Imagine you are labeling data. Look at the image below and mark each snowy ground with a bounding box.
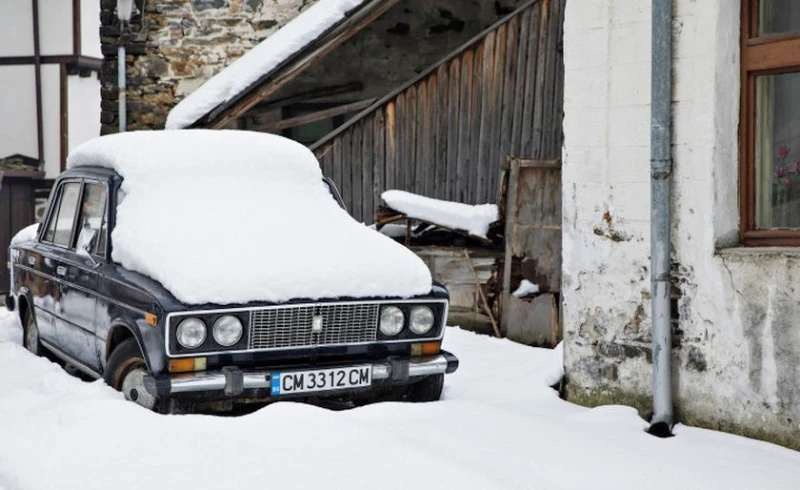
[1,309,798,490]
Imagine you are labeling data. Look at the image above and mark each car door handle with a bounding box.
[56,266,67,277]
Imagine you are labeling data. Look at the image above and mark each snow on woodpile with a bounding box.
[381,190,499,238]
[67,130,432,304]
[165,0,368,130]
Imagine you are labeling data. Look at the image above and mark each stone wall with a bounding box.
[99,0,524,134]
[99,0,319,134]
[562,0,800,449]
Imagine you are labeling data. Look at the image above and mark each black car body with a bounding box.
[7,165,458,412]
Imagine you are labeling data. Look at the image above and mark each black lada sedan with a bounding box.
[6,130,458,413]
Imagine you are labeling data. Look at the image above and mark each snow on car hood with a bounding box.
[67,130,432,305]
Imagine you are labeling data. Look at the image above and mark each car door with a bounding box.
[37,181,83,348]
[57,181,109,370]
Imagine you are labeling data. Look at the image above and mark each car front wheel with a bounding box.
[105,338,159,411]
[23,310,42,356]
[406,374,444,402]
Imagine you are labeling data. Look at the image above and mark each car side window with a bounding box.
[43,182,81,247]
[75,183,108,256]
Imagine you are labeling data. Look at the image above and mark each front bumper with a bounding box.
[143,351,459,399]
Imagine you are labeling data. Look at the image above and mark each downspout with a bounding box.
[118,42,126,133]
[117,0,134,132]
[32,0,44,169]
[649,0,674,436]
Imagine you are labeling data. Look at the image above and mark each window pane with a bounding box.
[49,182,81,246]
[76,183,107,255]
[755,72,800,229]
[43,188,63,243]
[759,0,800,36]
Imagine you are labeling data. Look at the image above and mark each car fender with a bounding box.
[105,318,161,374]
[14,287,34,323]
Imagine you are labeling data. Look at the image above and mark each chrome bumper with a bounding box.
[144,353,458,397]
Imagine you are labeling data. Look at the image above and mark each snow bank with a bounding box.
[381,190,498,238]
[67,130,432,304]
[165,0,367,129]
[2,310,800,490]
[10,223,38,245]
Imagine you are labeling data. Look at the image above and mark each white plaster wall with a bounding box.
[0,2,34,56]
[0,67,38,160]
[68,75,102,152]
[562,0,800,447]
[81,0,102,58]
[38,0,74,56]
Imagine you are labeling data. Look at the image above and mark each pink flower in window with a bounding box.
[777,165,787,178]
[778,144,790,159]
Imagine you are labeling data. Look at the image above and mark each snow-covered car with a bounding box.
[6,130,458,412]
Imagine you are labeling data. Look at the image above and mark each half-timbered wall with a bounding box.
[312,0,565,223]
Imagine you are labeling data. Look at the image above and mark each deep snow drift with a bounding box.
[1,309,798,490]
[67,131,432,304]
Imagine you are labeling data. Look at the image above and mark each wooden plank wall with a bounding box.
[312,0,565,223]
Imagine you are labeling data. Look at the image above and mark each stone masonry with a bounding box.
[99,0,318,134]
[99,0,525,135]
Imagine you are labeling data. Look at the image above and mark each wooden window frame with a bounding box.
[740,0,800,246]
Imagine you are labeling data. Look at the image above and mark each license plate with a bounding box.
[271,366,372,396]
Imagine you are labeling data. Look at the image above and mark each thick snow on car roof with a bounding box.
[67,130,432,305]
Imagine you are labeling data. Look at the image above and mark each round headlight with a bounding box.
[213,315,243,346]
[177,317,206,349]
[409,306,435,335]
[379,306,405,336]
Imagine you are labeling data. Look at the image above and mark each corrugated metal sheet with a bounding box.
[312,0,565,223]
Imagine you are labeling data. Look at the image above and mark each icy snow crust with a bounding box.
[67,130,432,305]
[165,0,367,130]
[382,190,498,238]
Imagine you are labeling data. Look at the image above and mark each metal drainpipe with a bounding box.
[118,41,126,133]
[649,0,674,436]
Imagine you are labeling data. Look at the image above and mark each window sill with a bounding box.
[717,246,800,257]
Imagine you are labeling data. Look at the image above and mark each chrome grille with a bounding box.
[248,303,379,350]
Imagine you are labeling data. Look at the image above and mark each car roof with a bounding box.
[59,166,120,184]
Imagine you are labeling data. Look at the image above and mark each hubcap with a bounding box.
[120,365,158,410]
[25,319,38,354]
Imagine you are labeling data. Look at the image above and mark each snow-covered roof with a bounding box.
[381,190,499,239]
[66,130,432,305]
[165,0,369,130]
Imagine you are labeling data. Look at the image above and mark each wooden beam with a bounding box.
[60,63,69,173]
[0,55,102,72]
[259,99,375,133]
[252,82,364,112]
[32,0,44,171]
[72,0,81,55]
[207,0,401,129]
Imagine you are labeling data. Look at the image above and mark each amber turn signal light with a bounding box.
[145,313,158,326]
[169,357,207,373]
[411,341,441,356]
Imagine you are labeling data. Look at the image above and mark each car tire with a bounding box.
[406,374,444,403]
[22,309,42,356]
[104,338,160,411]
